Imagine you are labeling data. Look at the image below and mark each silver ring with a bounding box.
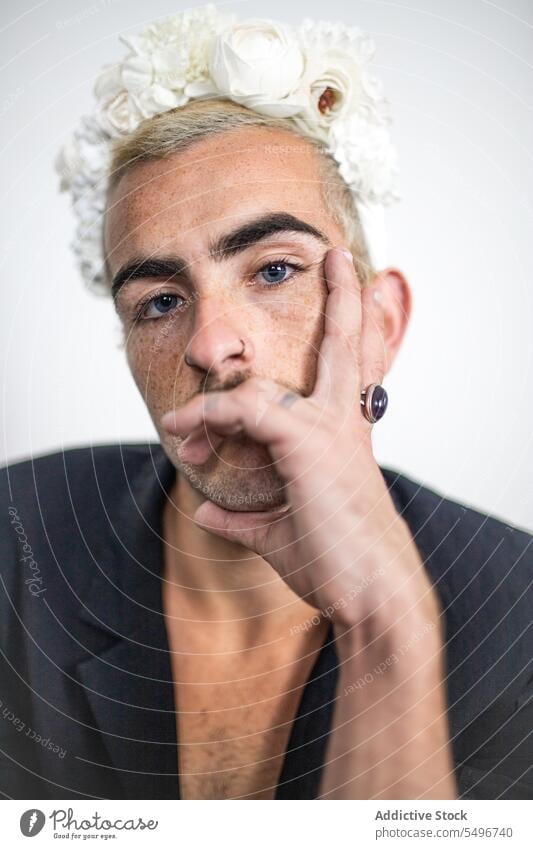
[360,383,388,424]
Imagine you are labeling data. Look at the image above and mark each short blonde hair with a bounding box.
[105,97,374,288]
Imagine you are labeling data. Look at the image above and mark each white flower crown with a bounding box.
[55,4,399,291]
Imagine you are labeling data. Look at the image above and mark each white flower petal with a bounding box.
[94,64,122,101]
[209,19,305,102]
[184,78,218,98]
[121,54,154,92]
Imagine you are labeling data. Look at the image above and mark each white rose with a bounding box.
[291,56,363,141]
[94,53,185,134]
[191,18,307,117]
[293,19,378,135]
[104,91,142,135]
[328,114,399,204]
[94,64,140,135]
[309,52,362,123]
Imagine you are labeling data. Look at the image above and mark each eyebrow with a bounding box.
[111,211,331,298]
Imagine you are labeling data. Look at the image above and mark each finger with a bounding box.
[312,247,362,411]
[192,498,291,553]
[176,427,226,464]
[160,378,313,473]
[360,279,387,390]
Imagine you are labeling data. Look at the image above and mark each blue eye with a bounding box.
[140,293,184,320]
[254,258,304,287]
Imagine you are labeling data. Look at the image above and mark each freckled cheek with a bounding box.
[261,290,326,394]
[122,286,326,413]
[124,322,192,419]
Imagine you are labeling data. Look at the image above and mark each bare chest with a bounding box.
[175,682,296,799]
[167,646,323,800]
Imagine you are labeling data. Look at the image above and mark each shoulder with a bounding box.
[382,466,533,798]
[381,465,532,668]
[381,463,531,545]
[1,440,163,541]
[0,442,162,521]
[0,442,161,602]
[1,441,159,499]
[380,464,532,603]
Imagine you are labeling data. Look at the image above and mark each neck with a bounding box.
[161,471,324,650]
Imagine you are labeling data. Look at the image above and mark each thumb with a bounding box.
[192,499,290,554]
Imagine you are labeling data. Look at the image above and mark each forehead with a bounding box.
[104,126,334,270]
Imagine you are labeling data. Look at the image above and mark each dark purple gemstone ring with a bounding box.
[360,383,388,424]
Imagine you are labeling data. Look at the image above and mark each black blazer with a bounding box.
[1,443,532,799]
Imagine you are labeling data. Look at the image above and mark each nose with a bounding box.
[183,296,253,376]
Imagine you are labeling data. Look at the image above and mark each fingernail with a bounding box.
[161,411,177,431]
[373,288,383,303]
[338,247,353,262]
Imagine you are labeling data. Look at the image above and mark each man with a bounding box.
[1,9,531,800]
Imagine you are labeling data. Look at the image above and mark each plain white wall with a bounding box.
[1,0,532,532]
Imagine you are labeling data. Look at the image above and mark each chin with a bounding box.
[179,434,288,512]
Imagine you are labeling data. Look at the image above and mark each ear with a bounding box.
[371,267,412,374]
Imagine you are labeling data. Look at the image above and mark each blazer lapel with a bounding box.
[73,446,180,798]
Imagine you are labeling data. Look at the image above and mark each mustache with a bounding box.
[198,368,253,395]
[195,369,307,398]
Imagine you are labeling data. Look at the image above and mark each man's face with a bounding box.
[105,126,349,511]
